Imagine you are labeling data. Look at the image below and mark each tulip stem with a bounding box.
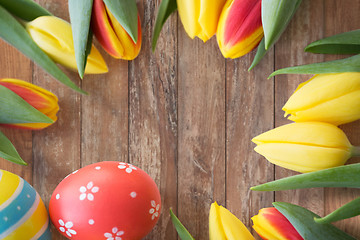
[351,146,360,157]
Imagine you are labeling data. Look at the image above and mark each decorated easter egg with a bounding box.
[49,161,161,240]
[0,170,51,240]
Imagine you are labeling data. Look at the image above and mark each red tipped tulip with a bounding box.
[0,79,59,130]
[217,0,263,58]
[91,0,141,60]
[252,207,303,240]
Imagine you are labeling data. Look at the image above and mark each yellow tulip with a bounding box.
[26,16,108,74]
[283,72,360,126]
[177,0,227,42]
[209,202,255,240]
[252,122,357,173]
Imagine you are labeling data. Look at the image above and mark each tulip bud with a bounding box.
[209,202,255,240]
[91,0,141,60]
[177,0,227,42]
[252,207,303,240]
[26,16,108,74]
[283,72,360,126]
[252,122,354,173]
[0,78,59,130]
[217,0,263,58]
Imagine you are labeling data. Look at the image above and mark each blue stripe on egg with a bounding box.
[37,222,52,240]
[0,178,36,234]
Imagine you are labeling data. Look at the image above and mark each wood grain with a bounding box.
[0,0,359,239]
[129,1,178,239]
[226,48,275,239]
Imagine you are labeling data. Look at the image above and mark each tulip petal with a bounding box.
[209,202,227,240]
[0,6,85,94]
[217,0,263,58]
[68,0,94,78]
[251,163,360,191]
[252,207,303,240]
[0,0,51,21]
[269,54,360,78]
[283,73,360,125]
[305,30,360,54]
[177,0,226,42]
[0,130,26,165]
[26,16,108,74]
[252,122,351,149]
[273,202,356,240]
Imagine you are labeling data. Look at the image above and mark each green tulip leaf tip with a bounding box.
[0,130,26,165]
[248,37,266,71]
[152,0,177,52]
[68,0,94,79]
[170,209,195,240]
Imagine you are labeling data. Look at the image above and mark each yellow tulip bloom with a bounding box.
[177,0,227,42]
[209,202,255,240]
[252,122,354,173]
[283,72,360,126]
[26,16,108,74]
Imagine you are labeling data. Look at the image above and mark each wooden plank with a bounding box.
[274,0,325,215]
[177,30,226,238]
[226,49,275,239]
[323,0,360,237]
[32,1,80,239]
[0,41,33,184]
[128,1,178,239]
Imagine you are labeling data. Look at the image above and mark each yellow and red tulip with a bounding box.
[26,16,108,74]
[91,0,141,60]
[0,78,59,130]
[217,0,263,58]
[252,207,303,240]
[209,202,255,240]
[177,0,227,42]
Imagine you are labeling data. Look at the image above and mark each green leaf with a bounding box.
[262,0,302,50]
[315,197,360,224]
[170,209,195,240]
[248,37,266,70]
[0,130,26,165]
[305,30,360,54]
[68,0,94,79]
[273,202,356,240]
[251,163,360,191]
[0,0,51,21]
[152,0,177,52]
[0,85,53,124]
[269,54,360,78]
[103,0,138,43]
[0,6,86,94]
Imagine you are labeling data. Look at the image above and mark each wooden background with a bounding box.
[1,0,360,239]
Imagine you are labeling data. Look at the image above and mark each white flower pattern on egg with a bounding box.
[58,219,77,237]
[118,163,137,173]
[79,181,99,201]
[149,200,160,220]
[104,227,124,240]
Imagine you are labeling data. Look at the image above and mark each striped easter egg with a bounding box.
[0,170,51,240]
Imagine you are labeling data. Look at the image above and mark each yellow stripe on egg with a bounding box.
[2,194,48,240]
[0,170,21,206]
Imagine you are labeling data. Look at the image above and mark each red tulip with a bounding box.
[91,0,141,60]
[217,0,263,58]
[0,78,59,130]
[252,207,303,240]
